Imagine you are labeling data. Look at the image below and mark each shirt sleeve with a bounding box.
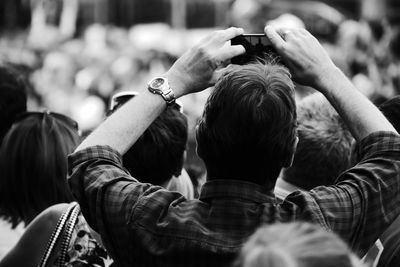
[67,145,185,259]
[285,131,400,256]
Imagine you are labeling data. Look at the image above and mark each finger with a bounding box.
[215,44,245,62]
[214,27,244,44]
[298,28,309,36]
[283,30,296,41]
[210,64,240,84]
[265,25,286,51]
[215,58,232,69]
[274,27,300,42]
[223,64,241,72]
[274,27,291,37]
[211,68,227,84]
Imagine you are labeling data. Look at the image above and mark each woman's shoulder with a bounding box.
[15,203,70,247]
[33,203,70,228]
[0,203,70,267]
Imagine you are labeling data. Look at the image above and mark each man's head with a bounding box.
[108,93,188,185]
[281,93,353,190]
[0,64,28,144]
[196,62,297,188]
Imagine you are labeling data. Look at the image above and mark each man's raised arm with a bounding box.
[265,26,400,255]
[75,27,245,155]
[264,26,397,141]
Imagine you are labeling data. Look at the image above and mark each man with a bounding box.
[275,93,354,200]
[68,26,400,266]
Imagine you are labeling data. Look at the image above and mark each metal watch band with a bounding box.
[148,77,176,106]
[162,88,176,106]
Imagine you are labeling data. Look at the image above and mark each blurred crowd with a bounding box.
[1,0,400,266]
[1,12,400,178]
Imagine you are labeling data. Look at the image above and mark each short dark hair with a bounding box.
[282,94,353,190]
[122,108,188,185]
[0,113,80,227]
[0,64,27,144]
[379,96,400,133]
[196,62,297,187]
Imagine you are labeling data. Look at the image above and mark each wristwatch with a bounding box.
[147,77,176,106]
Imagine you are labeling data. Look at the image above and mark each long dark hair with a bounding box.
[0,112,80,227]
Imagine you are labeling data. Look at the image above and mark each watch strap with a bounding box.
[148,77,176,106]
[161,88,176,105]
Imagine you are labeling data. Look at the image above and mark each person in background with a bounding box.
[0,112,114,266]
[234,222,366,267]
[108,91,194,199]
[0,64,28,258]
[275,93,353,200]
[0,64,27,145]
[0,112,79,259]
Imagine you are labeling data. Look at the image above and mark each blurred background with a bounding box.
[1,0,400,180]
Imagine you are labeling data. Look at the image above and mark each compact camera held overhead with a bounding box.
[231,34,278,65]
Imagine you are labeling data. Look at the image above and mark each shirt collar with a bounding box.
[199,179,277,203]
[274,177,305,201]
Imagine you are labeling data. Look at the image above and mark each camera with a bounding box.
[231,34,277,65]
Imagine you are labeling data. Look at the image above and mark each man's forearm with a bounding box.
[315,67,397,141]
[264,26,397,142]
[74,27,245,154]
[75,89,167,155]
[75,71,187,155]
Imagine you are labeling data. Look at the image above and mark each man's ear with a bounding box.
[282,136,298,168]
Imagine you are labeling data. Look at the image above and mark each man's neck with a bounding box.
[206,168,279,190]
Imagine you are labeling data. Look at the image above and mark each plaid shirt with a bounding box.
[68,131,400,267]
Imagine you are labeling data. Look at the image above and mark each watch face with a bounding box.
[150,78,165,90]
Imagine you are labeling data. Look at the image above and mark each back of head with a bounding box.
[196,62,297,187]
[0,112,80,227]
[234,222,364,267]
[0,64,28,144]
[379,96,400,133]
[123,107,188,185]
[282,93,353,190]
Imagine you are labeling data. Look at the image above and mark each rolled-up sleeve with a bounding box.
[68,146,126,226]
[68,146,180,258]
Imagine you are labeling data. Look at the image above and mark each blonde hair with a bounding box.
[234,222,366,267]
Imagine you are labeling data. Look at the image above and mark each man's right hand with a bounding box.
[265,25,397,141]
[264,26,338,90]
[165,27,245,98]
